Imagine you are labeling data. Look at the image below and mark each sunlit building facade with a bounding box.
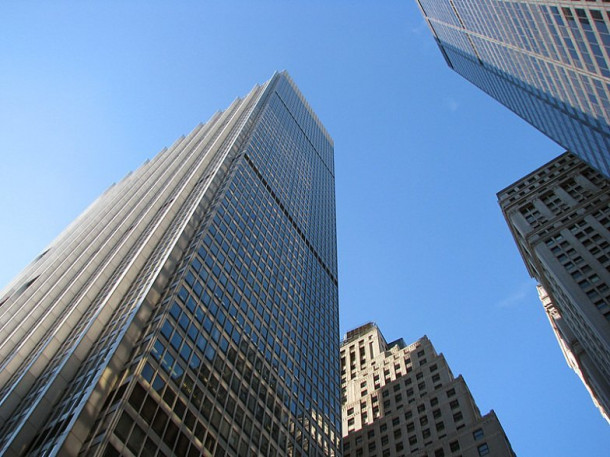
[415,0,610,177]
[498,152,610,423]
[0,72,342,456]
[341,323,515,457]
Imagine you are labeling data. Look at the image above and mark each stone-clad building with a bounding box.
[341,323,515,457]
[498,152,610,423]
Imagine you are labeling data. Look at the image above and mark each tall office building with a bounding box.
[498,151,610,423]
[341,323,515,457]
[415,1,610,177]
[0,71,341,456]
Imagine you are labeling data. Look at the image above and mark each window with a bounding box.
[433,409,441,419]
[473,428,484,440]
[392,417,400,426]
[449,440,460,452]
[446,388,456,397]
[477,443,490,456]
[452,412,463,422]
[436,421,445,432]
[430,397,438,406]
[115,412,134,442]
[347,407,354,415]
[450,400,459,409]
[422,428,431,439]
[435,448,445,457]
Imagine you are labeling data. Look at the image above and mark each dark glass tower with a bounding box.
[415,1,610,177]
[0,72,341,456]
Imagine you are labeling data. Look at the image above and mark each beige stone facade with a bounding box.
[498,152,610,423]
[341,323,515,457]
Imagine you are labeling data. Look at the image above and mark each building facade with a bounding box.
[498,152,610,423]
[341,323,515,457]
[0,72,342,456]
[415,0,610,178]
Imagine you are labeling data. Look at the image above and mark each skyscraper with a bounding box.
[0,71,341,456]
[498,152,610,423]
[415,1,610,177]
[341,323,515,457]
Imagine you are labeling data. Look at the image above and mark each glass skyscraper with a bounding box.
[415,1,610,177]
[0,72,341,456]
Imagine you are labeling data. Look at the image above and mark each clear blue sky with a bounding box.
[0,1,608,455]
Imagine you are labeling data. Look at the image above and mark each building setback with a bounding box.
[341,323,515,457]
[498,152,610,423]
[0,71,342,456]
[415,0,610,178]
